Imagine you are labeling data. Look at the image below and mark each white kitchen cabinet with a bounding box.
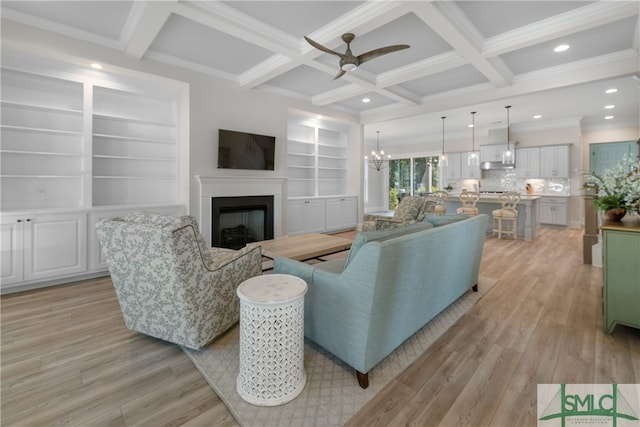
[539,197,568,226]
[442,153,461,179]
[1,213,87,290]
[540,145,570,178]
[460,151,481,179]
[288,199,326,235]
[325,196,357,232]
[515,147,540,179]
[480,144,509,162]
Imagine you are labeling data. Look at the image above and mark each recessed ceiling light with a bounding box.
[533,115,542,119]
[604,105,615,109]
[605,88,618,94]
[362,98,370,103]
[554,44,570,53]
[90,63,103,70]
[468,124,474,128]
[604,116,614,120]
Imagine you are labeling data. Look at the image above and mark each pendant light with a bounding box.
[365,130,390,171]
[468,111,478,166]
[440,116,448,167]
[502,105,513,164]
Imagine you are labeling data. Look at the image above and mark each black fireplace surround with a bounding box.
[211,195,274,249]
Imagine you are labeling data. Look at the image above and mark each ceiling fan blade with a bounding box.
[357,44,410,65]
[304,36,343,58]
[333,69,346,80]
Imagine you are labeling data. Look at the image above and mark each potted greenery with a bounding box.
[584,154,640,221]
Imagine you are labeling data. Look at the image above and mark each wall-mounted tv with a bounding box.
[217,129,275,171]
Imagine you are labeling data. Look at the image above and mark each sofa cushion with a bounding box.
[344,221,433,267]
[425,213,469,227]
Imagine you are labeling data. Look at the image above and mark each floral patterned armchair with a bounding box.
[362,196,436,231]
[95,212,262,350]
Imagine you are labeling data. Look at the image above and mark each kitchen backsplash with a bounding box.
[445,169,571,196]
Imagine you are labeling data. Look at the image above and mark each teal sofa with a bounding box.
[274,214,488,388]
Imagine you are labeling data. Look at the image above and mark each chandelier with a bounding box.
[366,130,390,171]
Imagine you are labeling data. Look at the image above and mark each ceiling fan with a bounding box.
[304,33,410,80]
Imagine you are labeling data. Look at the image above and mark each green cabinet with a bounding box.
[602,221,640,334]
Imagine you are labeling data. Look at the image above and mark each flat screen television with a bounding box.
[217,129,275,171]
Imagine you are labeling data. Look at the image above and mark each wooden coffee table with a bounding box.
[259,233,352,262]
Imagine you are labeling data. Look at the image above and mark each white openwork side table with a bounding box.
[236,274,308,406]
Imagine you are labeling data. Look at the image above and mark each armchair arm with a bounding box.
[363,213,394,221]
[207,242,261,270]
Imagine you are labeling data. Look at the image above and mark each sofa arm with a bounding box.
[273,257,319,283]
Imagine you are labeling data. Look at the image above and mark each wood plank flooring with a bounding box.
[2,227,639,426]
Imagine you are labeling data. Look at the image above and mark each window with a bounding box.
[389,156,440,209]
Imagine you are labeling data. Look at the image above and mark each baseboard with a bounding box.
[1,271,110,295]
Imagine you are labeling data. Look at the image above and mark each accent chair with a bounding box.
[95,212,262,350]
[362,195,436,231]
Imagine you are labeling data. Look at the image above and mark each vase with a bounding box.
[605,208,626,222]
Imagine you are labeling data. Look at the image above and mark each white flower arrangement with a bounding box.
[585,154,640,213]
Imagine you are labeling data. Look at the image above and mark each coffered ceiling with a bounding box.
[2,1,639,146]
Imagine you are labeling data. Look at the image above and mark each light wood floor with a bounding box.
[2,227,639,426]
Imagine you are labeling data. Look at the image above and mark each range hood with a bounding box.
[481,161,515,170]
[481,127,516,170]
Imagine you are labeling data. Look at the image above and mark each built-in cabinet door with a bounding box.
[515,147,540,178]
[539,197,568,226]
[540,146,569,178]
[1,212,87,289]
[288,199,326,235]
[1,216,24,285]
[305,199,326,233]
[25,213,87,282]
[325,196,357,232]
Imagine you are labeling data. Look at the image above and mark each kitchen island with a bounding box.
[445,194,540,241]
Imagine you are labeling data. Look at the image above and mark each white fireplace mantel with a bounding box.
[197,175,286,246]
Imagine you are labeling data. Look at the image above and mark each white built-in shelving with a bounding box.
[0,51,187,293]
[287,117,348,198]
[92,86,178,206]
[1,69,85,210]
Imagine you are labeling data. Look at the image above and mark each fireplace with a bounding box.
[211,196,274,249]
[197,176,285,247]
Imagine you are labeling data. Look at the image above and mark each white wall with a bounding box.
[1,20,363,233]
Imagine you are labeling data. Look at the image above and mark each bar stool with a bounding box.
[428,191,448,215]
[456,191,479,216]
[492,192,520,239]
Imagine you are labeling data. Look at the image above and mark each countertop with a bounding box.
[601,216,640,233]
[448,194,540,202]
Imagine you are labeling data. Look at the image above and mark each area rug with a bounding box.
[183,276,497,427]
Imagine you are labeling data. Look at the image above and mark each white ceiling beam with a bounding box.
[412,2,511,88]
[376,51,468,87]
[483,1,640,57]
[360,50,639,124]
[122,1,175,59]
